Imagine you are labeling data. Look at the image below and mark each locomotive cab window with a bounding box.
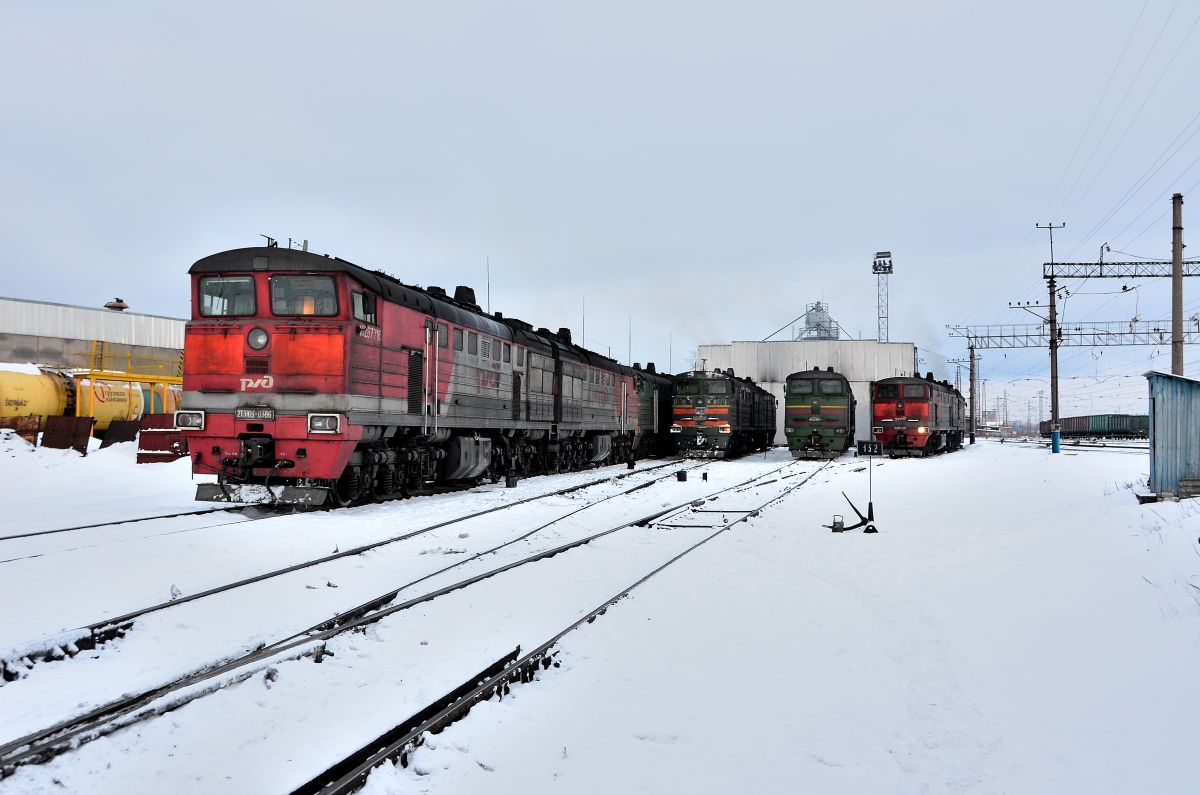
[453,329,463,351]
[819,379,844,395]
[789,380,814,395]
[876,385,898,399]
[351,292,377,325]
[270,275,338,316]
[503,343,511,363]
[705,380,730,395]
[467,332,478,355]
[903,385,928,399]
[198,276,256,317]
[437,323,448,348]
[675,380,700,395]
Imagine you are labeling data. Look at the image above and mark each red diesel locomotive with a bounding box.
[175,246,669,505]
[870,374,965,457]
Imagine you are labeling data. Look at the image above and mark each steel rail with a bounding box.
[296,459,835,794]
[1,459,689,678]
[0,457,812,777]
[0,508,239,542]
[0,460,707,771]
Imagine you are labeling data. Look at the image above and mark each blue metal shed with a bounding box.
[1144,371,1200,499]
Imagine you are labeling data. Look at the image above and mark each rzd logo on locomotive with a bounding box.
[240,375,275,391]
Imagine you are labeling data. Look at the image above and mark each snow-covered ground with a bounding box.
[1,430,1197,793]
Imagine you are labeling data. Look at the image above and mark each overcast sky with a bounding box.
[4,1,1198,418]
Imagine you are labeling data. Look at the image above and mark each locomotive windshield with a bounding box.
[818,379,844,395]
[788,380,814,395]
[876,384,897,399]
[903,384,928,399]
[675,380,700,395]
[705,380,730,395]
[198,276,256,317]
[270,275,338,316]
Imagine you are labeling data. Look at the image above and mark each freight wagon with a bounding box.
[1038,414,1148,439]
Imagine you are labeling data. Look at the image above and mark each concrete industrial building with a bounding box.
[697,339,921,445]
[0,296,184,372]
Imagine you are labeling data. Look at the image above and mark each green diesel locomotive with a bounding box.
[784,367,856,459]
[670,369,776,458]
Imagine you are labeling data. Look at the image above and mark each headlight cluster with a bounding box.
[669,424,682,433]
[308,414,340,433]
[247,327,269,350]
[717,424,732,434]
[174,411,206,430]
[917,426,928,434]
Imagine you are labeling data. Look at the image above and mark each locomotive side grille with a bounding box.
[407,353,424,414]
[245,356,269,375]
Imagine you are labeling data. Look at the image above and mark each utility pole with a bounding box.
[948,353,976,444]
[969,346,976,443]
[1172,193,1184,375]
[1038,390,1044,425]
[1037,222,1066,452]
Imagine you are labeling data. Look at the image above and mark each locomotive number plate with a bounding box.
[236,407,275,421]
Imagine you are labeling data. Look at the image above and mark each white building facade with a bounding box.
[697,340,919,445]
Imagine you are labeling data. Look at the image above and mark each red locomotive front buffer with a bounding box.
[176,247,653,506]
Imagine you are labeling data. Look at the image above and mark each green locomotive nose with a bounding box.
[784,368,856,460]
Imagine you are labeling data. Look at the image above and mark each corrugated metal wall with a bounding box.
[1146,371,1200,497]
[0,297,184,349]
[698,340,919,444]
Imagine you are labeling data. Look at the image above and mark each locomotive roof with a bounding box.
[786,367,849,381]
[675,369,773,397]
[875,374,963,398]
[191,247,635,375]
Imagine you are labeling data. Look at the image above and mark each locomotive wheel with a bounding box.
[330,466,361,508]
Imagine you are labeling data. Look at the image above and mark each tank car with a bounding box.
[669,369,775,458]
[0,367,149,432]
[784,366,855,459]
[175,246,668,506]
[870,373,965,457]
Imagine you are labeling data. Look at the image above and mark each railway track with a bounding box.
[0,457,684,550]
[0,508,239,543]
[0,457,716,772]
[296,457,834,794]
[0,459,690,680]
[0,455,822,784]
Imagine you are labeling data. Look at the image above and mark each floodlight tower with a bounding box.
[872,251,894,342]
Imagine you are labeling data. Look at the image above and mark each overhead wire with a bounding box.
[1052,0,1183,225]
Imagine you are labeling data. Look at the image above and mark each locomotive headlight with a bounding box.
[247,327,269,350]
[174,410,205,430]
[308,413,340,433]
[718,423,732,434]
[670,424,682,433]
[917,426,928,434]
